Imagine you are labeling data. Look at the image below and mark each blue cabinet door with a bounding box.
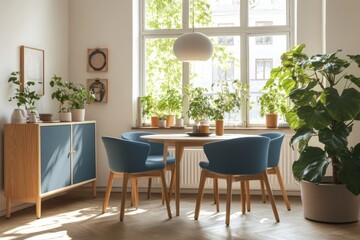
[72,123,96,184]
[41,125,71,194]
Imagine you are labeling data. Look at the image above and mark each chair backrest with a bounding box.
[203,136,270,175]
[259,132,285,167]
[121,131,165,156]
[102,136,150,173]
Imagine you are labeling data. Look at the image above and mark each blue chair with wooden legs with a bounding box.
[248,132,290,211]
[194,136,279,226]
[121,131,176,204]
[101,136,172,221]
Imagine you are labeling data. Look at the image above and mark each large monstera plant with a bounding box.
[272,44,360,195]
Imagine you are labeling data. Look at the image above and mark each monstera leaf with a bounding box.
[324,88,360,122]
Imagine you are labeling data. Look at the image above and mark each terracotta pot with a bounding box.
[166,115,175,127]
[301,177,360,223]
[215,120,224,136]
[151,116,159,127]
[266,114,278,128]
[72,109,85,122]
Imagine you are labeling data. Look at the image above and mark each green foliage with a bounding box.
[140,94,159,117]
[259,72,289,117]
[69,84,95,109]
[275,44,360,195]
[50,75,95,110]
[185,84,213,123]
[211,80,250,120]
[49,75,72,112]
[8,71,40,112]
[157,88,183,117]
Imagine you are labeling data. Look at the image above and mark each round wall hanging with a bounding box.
[87,48,108,72]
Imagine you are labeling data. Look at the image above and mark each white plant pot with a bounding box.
[59,112,72,122]
[158,120,166,128]
[71,109,85,122]
[301,177,360,223]
[11,108,27,124]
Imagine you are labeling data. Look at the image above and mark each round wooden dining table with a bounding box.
[141,133,252,216]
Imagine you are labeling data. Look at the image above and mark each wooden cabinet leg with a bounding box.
[36,197,41,219]
[6,197,11,219]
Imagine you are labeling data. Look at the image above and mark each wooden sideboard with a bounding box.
[4,121,96,218]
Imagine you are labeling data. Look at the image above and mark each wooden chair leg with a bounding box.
[225,176,233,226]
[120,173,129,221]
[260,180,266,203]
[262,172,280,222]
[147,178,152,199]
[160,170,172,219]
[102,171,114,213]
[214,178,220,212]
[240,181,246,214]
[274,167,291,211]
[245,180,250,212]
[194,170,207,220]
[168,167,175,201]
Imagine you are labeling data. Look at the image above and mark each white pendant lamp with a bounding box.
[173,32,214,62]
[173,0,214,62]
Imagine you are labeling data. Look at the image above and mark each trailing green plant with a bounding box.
[211,79,250,120]
[259,77,289,117]
[157,88,183,117]
[273,44,360,195]
[8,71,40,112]
[185,84,213,123]
[49,75,72,113]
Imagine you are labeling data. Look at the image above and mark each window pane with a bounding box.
[190,36,241,125]
[192,0,240,28]
[248,34,287,124]
[248,0,287,27]
[145,0,182,30]
[144,38,182,96]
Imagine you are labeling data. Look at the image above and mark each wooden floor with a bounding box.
[1,190,359,240]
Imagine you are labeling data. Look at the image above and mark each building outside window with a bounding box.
[140,0,293,126]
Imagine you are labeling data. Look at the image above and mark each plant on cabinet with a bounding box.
[8,71,41,123]
[49,75,73,121]
[68,83,95,122]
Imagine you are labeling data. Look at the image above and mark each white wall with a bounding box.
[0,0,69,215]
[68,0,134,187]
[325,0,360,147]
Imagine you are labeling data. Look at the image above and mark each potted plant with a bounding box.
[258,77,289,128]
[274,44,360,222]
[211,79,250,135]
[140,94,159,127]
[185,84,213,132]
[49,75,72,121]
[69,83,95,122]
[157,88,183,127]
[8,71,41,123]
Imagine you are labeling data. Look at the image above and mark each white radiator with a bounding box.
[152,135,300,195]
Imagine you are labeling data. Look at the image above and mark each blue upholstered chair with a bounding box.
[101,136,172,221]
[121,131,175,202]
[194,136,279,226]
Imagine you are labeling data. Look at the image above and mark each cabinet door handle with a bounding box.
[69,150,77,154]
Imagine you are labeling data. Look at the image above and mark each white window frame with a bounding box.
[138,0,295,127]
